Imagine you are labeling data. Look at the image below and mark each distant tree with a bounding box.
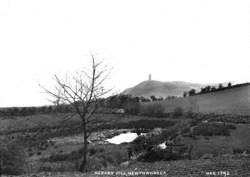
[228,82,232,87]
[183,92,187,97]
[150,95,157,101]
[211,86,216,92]
[200,86,212,94]
[139,96,145,102]
[135,96,140,102]
[105,94,139,109]
[205,86,211,92]
[218,84,223,90]
[200,88,205,93]
[188,89,196,96]
[158,97,163,101]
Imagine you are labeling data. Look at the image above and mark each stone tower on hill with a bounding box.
[149,74,152,81]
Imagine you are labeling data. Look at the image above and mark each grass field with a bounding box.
[143,84,250,115]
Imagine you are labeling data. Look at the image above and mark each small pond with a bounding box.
[48,129,148,145]
[106,132,139,144]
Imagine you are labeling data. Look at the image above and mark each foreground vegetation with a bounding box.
[0,110,249,176]
[1,156,249,177]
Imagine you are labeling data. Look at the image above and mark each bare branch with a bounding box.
[40,54,112,172]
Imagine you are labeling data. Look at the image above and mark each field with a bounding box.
[0,111,250,176]
[144,84,250,115]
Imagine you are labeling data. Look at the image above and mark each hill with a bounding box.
[146,84,250,115]
[123,80,204,98]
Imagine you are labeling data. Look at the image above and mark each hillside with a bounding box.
[146,84,250,115]
[123,80,204,98]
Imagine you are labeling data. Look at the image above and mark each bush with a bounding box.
[138,149,178,162]
[89,148,98,156]
[139,103,165,117]
[131,136,156,153]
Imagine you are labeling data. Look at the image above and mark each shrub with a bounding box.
[137,147,182,162]
[89,148,98,156]
[131,136,156,153]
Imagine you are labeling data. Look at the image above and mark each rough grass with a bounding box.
[181,124,250,159]
[40,144,129,171]
[139,103,165,117]
[190,113,250,124]
[111,156,250,177]
[101,119,176,129]
[0,112,249,175]
[144,84,250,115]
[192,123,236,136]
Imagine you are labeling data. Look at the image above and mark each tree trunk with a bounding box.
[79,123,88,172]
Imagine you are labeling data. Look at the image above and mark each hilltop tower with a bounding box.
[148,74,152,81]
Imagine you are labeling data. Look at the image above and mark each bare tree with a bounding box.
[41,54,111,172]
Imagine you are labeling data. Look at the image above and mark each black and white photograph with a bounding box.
[0,0,249,176]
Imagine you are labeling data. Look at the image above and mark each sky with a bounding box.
[0,0,250,107]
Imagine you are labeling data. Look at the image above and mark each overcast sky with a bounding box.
[0,0,249,107]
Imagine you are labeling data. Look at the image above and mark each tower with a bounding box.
[148,74,152,81]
